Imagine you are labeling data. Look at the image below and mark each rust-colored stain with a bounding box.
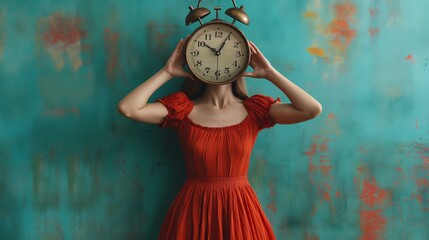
[104,28,120,82]
[369,27,379,37]
[40,12,86,71]
[0,9,5,58]
[305,235,320,240]
[369,8,378,17]
[359,209,387,240]
[405,54,415,63]
[359,177,388,240]
[325,2,357,52]
[43,107,80,117]
[146,21,179,52]
[323,113,341,136]
[305,133,334,215]
[267,180,277,213]
[361,177,388,207]
[415,178,429,186]
[307,46,326,58]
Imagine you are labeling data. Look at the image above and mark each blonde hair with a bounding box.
[181,77,249,100]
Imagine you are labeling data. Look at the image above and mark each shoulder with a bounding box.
[244,94,281,108]
[159,91,189,101]
[155,91,193,128]
[244,94,282,130]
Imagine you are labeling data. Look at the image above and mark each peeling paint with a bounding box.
[38,12,86,71]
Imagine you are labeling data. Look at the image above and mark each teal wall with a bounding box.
[1,0,429,239]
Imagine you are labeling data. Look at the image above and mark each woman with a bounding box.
[118,37,322,239]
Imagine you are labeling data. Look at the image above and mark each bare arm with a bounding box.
[117,38,193,123]
[244,41,322,124]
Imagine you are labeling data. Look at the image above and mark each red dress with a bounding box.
[156,91,281,240]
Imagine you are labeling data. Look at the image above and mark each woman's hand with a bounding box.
[243,41,275,79]
[163,37,194,80]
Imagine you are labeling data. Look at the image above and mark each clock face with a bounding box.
[186,21,250,85]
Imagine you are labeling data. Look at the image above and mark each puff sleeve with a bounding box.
[246,94,281,130]
[155,91,192,129]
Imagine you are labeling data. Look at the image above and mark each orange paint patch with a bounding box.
[405,54,415,63]
[416,178,429,186]
[359,209,387,240]
[44,107,80,117]
[0,10,5,58]
[369,27,379,37]
[305,236,320,240]
[323,113,341,136]
[360,177,388,207]
[307,46,326,57]
[39,12,86,71]
[326,19,356,50]
[369,8,378,17]
[104,29,120,82]
[303,11,318,19]
[267,181,277,213]
[359,177,388,240]
[335,3,357,19]
[323,190,331,201]
[325,3,357,52]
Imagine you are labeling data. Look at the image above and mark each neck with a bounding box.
[201,83,237,108]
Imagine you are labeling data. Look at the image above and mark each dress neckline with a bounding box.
[181,92,251,130]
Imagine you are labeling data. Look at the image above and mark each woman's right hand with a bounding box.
[163,37,195,80]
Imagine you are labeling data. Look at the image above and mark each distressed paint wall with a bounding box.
[1,0,428,239]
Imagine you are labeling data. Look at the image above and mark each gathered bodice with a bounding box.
[156,91,281,178]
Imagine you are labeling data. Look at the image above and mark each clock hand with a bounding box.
[204,44,217,53]
[216,54,219,79]
[216,32,232,55]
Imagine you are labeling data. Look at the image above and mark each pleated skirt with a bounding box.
[157,176,276,240]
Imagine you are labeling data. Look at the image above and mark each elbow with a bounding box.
[117,102,133,118]
[308,104,323,118]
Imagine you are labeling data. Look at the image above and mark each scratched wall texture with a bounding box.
[0,0,428,239]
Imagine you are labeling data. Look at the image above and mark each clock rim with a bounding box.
[185,20,250,86]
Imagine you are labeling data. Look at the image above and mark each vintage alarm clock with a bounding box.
[185,0,250,85]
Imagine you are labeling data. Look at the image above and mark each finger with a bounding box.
[248,41,258,53]
[172,39,183,54]
[250,41,262,55]
[177,39,186,52]
[248,42,257,55]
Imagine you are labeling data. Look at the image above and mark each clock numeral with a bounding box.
[215,70,221,77]
[205,67,210,74]
[205,34,212,40]
[235,51,242,57]
[215,31,223,38]
[233,60,238,67]
[197,41,205,47]
[227,33,231,40]
[233,42,239,48]
[191,50,200,56]
[224,68,230,74]
[195,60,202,66]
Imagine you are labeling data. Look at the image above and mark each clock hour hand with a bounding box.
[204,44,217,53]
[216,32,232,55]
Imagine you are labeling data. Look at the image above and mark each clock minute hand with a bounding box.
[216,32,232,55]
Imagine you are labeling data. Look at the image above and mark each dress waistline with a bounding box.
[185,175,249,186]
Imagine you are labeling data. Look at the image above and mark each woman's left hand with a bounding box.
[243,41,275,79]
